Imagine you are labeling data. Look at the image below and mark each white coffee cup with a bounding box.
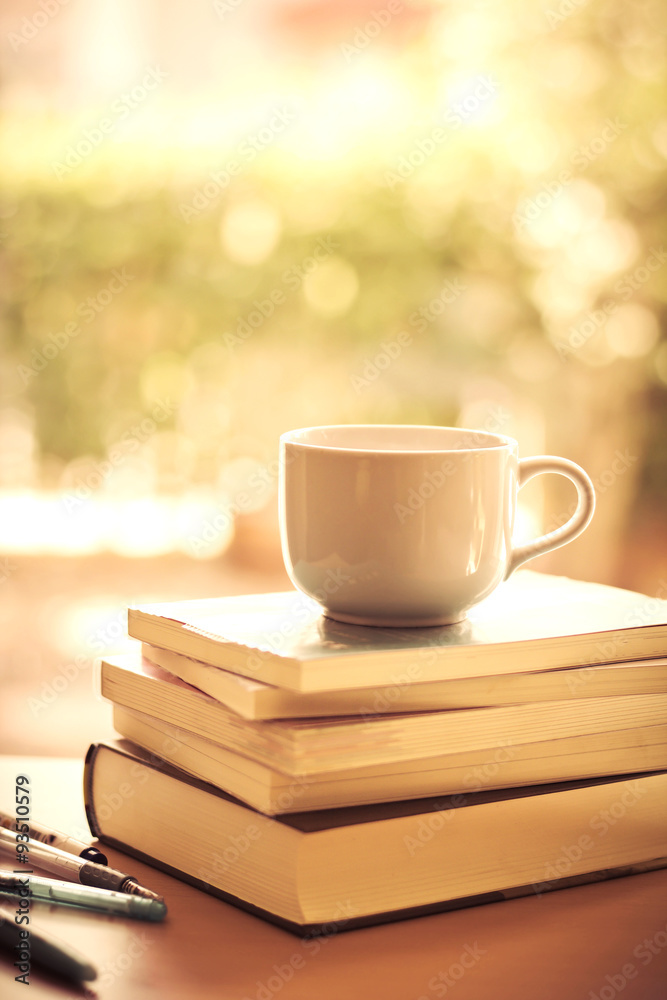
[279,424,596,627]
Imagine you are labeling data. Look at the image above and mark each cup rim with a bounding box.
[280,424,516,454]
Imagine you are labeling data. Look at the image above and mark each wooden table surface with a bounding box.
[1,756,666,1000]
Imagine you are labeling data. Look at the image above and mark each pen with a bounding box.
[0,901,97,983]
[0,870,167,922]
[0,828,163,902]
[0,809,107,865]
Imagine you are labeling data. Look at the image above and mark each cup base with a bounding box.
[322,608,468,628]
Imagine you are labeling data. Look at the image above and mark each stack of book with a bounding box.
[85,571,667,934]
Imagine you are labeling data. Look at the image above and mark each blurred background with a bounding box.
[1,0,666,756]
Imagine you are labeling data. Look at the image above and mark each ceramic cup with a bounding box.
[279,424,596,627]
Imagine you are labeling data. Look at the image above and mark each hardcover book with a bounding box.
[84,741,667,936]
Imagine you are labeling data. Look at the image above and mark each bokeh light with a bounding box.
[0,0,664,592]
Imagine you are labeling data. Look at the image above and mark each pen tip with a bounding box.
[124,880,164,903]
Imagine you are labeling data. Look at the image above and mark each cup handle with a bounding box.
[505,456,596,579]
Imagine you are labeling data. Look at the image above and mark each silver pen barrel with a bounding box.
[0,872,166,921]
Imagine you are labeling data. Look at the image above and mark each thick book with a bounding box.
[113,704,667,814]
[126,572,667,693]
[99,652,667,775]
[142,641,667,720]
[84,741,667,935]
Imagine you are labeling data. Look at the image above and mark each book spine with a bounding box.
[83,743,102,840]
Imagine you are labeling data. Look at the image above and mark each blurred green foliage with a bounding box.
[0,0,666,558]
[2,160,665,489]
